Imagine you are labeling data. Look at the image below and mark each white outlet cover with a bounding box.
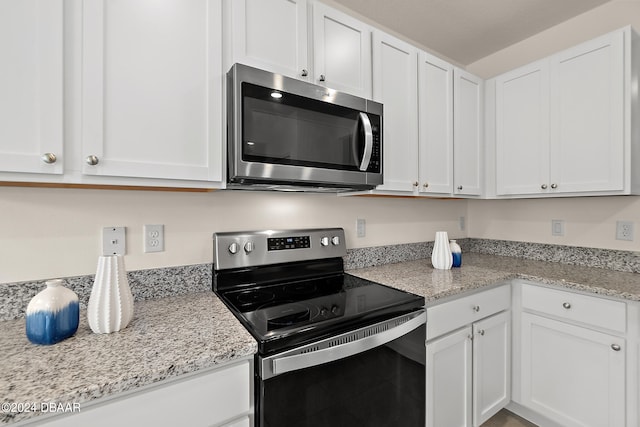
[144,224,165,253]
[616,221,634,241]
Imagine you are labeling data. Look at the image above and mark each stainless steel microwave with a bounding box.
[226,64,383,192]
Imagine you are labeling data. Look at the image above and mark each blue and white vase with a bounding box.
[26,279,79,345]
[450,239,462,268]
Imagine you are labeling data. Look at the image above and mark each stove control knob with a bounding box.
[320,307,328,316]
[228,242,239,254]
[244,241,255,253]
[320,236,330,246]
[331,305,339,314]
[331,236,340,246]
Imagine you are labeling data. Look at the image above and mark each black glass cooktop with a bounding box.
[214,259,424,354]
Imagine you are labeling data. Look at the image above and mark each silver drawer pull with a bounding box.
[611,344,621,352]
[562,302,571,309]
[477,329,485,336]
[473,305,480,312]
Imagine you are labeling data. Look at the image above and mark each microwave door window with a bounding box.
[242,83,362,171]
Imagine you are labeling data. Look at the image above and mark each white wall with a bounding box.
[0,187,466,283]
[466,0,640,252]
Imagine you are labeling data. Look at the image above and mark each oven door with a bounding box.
[257,310,426,427]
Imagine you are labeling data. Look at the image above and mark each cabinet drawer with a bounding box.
[427,285,510,340]
[521,283,626,333]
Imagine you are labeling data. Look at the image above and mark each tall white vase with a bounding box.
[431,231,453,270]
[88,255,134,334]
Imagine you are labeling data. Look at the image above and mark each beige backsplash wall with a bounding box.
[467,197,640,251]
[0,187,466,284]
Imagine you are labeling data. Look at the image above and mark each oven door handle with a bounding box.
[269,311,425,378]
[357,112,373,171]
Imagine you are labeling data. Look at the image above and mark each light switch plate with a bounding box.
[103,227,126,255]
[356,218,366,238]
[551,220,564,237]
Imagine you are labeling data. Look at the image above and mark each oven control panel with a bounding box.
[213,228,346,270]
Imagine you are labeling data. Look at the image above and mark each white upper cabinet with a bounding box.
[226,0,372,97]
[82,0,223,182]
[418,52,454,195]
[493,27,636,198]
[454,68,483,196]
[0,0,64,175]
[312,2,372,98]
[372,31,419,193]
[225,0,310,80]
[495,60,550,195]
[550,30,625,193]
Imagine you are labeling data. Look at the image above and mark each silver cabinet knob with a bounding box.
[228,242,239,254]
[86,155,99,166]
[457,185,463,191]
[244,241,254,253]
[611,344,621,351]
[41,153,57,164]
[551,183,558,189]
[562,302,571,309]
[423,182,429,188]
[541,184,548,190]
[319,74,326,82]
[478,329,485,336]
[320,237,329,246]
[301,69,308,77]
[413,181,419,187]
[331,236,340,246]
[473,305,480,312]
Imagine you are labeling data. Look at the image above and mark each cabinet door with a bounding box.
[0,0,63,175]
[32,360,251,427]
[453,69,483,196]
[473,311,511,426]
[520,313,625,427]
[372,31,419,193]
[82,0,223,182]
[418,52,453,195]
[312,3,371,98]
[227,0,309,80]
[549,30,624,193]
[426,326,473,427]
[495,60,550,196]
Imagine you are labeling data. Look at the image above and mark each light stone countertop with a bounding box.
[4,252,640,425]
[0,292,257,425]
[347,253,640,303]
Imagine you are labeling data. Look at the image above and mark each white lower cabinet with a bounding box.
[426,285,511,427]
[27,359,253,427]
[520,313,625,427]
[514,282,632,427]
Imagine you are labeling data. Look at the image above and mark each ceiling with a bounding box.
[330,0,613,65]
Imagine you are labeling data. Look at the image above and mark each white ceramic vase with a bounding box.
[431,231,453,270]
[88,255,134,334]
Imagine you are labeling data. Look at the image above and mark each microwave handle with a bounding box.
[358,112,373,171]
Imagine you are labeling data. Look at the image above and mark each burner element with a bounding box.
[236,290,275,307]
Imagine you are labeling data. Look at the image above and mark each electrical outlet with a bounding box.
[144,224,165,253]
[616,221,634,241]
[551,220,564,237]
[103,227,126,255]
[356,218,366,238]
[459,216,465,231]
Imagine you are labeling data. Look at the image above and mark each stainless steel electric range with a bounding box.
[213,228,426,427]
